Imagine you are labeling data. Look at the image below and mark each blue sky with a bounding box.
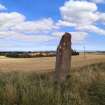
[0,0,105,51]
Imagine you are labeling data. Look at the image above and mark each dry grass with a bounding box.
[0,54,105,105]
[0,53,105,72]
[0,63,105,105]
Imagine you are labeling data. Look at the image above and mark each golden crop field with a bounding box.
[0,53,105,73]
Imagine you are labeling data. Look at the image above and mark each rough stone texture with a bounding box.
[55,32,72,81]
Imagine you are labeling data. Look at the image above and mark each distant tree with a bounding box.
[71,49,79,56]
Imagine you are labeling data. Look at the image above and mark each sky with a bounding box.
[0,0,105,51]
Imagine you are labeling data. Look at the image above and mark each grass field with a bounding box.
[0,54,105,105]
[0,62,105,105]
[0,53,105,72]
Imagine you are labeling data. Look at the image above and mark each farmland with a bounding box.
[0,55,105,105]
[0,53,105,72]
[0,53,105,105]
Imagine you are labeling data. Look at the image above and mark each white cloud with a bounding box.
[56,20,76,27]
[59,0,105,36]
[0,31,55,42]
[12,18,56,33]
[53,31,88,43]
[71,32,88,43]
[73,0,105,4]
[1,1,105,47]
[0,12,56,33]
[90,0,105,3]
[0,4,6,11]
[60,1,98,25]
[0,12,25,31]
[0,11,56,42]
[77,24,105,35]
[99,13,105,23]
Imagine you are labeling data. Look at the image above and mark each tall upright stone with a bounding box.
[55,32,72,81]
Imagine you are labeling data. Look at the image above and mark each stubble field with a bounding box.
[0,54,105,105]
[0,53,105,72]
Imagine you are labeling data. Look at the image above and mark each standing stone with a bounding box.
[55,32,72,81]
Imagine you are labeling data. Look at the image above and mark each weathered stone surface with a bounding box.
[55,32,72,81]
